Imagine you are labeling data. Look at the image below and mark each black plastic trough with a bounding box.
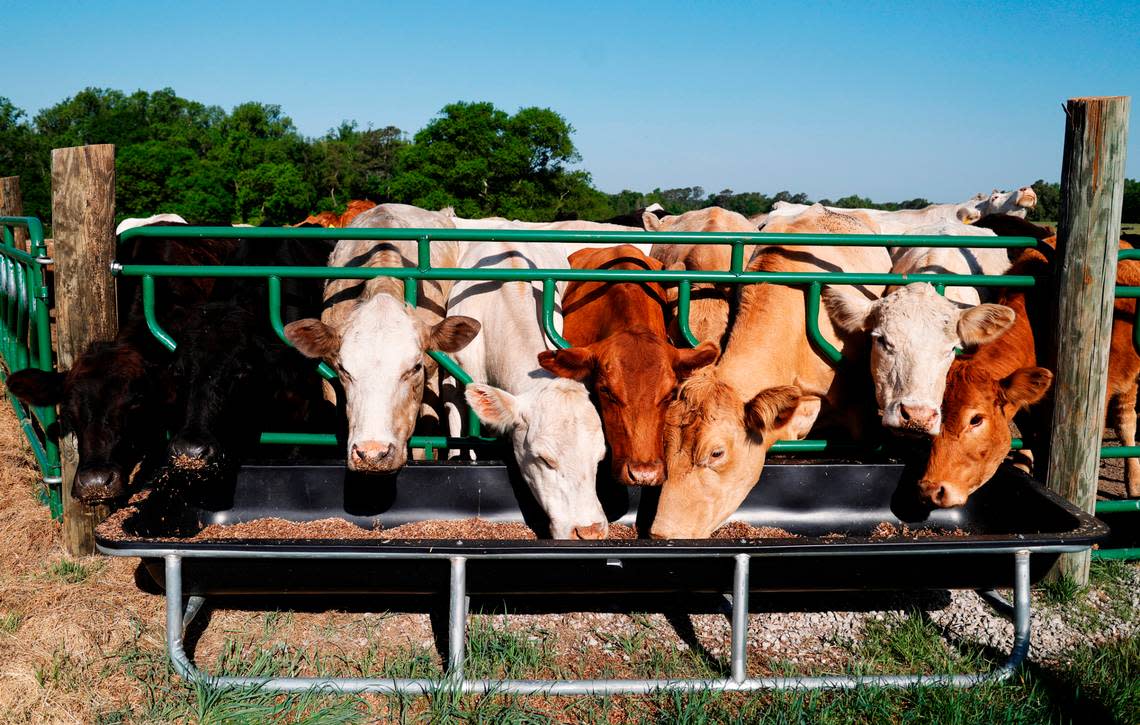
[97,460,1107,596]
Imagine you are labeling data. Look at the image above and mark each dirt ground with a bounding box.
[1,398,1137,723]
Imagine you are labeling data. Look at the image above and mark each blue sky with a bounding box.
[4,0,1137,202]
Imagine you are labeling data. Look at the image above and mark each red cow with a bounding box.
[538,245,717,485]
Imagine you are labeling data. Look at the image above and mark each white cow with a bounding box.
[823,220,1015,435]
[445,241,609,539]
[764,187,1037,233]
[284,203,481,473]
[443,210,650,256]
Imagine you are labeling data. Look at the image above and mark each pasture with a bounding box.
[0,399,1137,723]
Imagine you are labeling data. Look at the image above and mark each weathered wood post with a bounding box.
[51,145,117,556]
[0,176,29,250]
[1045,96,1130,586]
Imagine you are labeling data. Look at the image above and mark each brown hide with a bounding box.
[538,245,716,486]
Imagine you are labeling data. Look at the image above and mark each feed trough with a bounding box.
[96,459,1106,695]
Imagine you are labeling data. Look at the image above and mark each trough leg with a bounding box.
[447,556,467,678]
[164,554,210,686]
[730,554,750,683]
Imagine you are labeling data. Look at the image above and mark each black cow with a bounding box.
[162,237,336,473]
[6,223,238,502]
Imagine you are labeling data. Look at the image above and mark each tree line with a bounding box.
[2,88,1137,227]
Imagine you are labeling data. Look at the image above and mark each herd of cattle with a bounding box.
[8,187,1140,540]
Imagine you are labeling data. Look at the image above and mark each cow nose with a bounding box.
[898,403,940,432]
[351,442,396,466]
[169,438,216,463]
[625,459,665,486]
[73,467,124,502]
[570,522,608,540]
[920,480,967,508]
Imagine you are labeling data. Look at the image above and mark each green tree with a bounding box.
[1028,180,1060,222]
[1121,179,1138,225]
[0,97,48,219]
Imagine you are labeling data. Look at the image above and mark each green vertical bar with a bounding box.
[806,282,844,364]
[676,279,700,348]
[730,241,745,274]
[541,278,570,349]
[142,275,178,351]
[267,276,337,380]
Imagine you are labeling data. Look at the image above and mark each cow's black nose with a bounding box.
[74,467,124,502]
[169,438,216,463]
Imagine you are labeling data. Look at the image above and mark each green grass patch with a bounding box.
[48,558,101,584]
[465,613,558,679]
[1040,574,1083,606]
[0,610,22,634]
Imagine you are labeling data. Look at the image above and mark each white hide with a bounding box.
[445,241,608,539]
[115,213,187,235]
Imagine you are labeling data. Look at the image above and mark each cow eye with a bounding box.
[598,386,618,402]
[969,414,984,427]
[710,448,725,460]
[536,454,555,469]
[874,335,892,353]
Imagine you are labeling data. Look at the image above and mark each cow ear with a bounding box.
[1001,367,1053,409]
[743,386,820,440]
[821,286,874,333]
[567,248,598,269]
[958,304,1015,346]
[673,341,719,379]
[465,383,519,432]
[429,316,480,353]
[642,211,663,231]
[6,368,66,406]
[284,319,340,359]
[537,347,595,381]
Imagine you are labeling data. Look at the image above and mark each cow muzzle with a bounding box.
[918,479,969,508]
[168,437,218,467]
[569,521,609,540]
[884,401,941,435]
[73,466,125,502]
[622,459,665,486]
[349,440,403,473]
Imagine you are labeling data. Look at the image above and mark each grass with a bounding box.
[1041,574,1084,606]
[48,557,101,584]
[0,610,22,634]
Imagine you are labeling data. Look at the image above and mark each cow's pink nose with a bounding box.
[625,460,664,486]
[351,442,396,465]
[571,522,608,540]
[898,403,939,432]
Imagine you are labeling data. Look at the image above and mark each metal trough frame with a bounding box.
[95,545,1070,695]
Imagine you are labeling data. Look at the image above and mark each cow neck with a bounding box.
[960,289,1036,380]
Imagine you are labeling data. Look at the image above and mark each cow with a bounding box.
[646,207,760,349]
[537,245,718,486]
[162,237,338,471]
[921,238,1140,505]
[650,204,892,538]
[600,203,668,228]
[765,187,1038,233]
[444,241,609,539]
[5,219,237,502]
[822,221,1017,435]
[294,200,378,228]
[917,251,1054,506]
[284,203,480,473]
[442,210,650,256]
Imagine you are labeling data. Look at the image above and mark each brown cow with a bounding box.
[294,200,377,228]
[920,233,1140,505]
[917,250,1054,507]
[538,245,717,485]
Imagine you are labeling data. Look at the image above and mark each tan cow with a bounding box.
[651,205,892,538]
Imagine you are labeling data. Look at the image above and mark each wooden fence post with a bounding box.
[51,145,117,556]
[0,176,29,251]
[1045,96,1131,586]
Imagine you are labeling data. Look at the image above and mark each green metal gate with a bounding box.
[0,217,61,518]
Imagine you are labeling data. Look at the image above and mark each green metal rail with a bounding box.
[117,225,1040,458]
[0,217,61,518]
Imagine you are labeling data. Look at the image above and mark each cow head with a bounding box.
[285,295,479,473]
[539,332,717,486]
[918,364,1052,507]
[650,370,819,539]
[7,342,160,502]
[165,301,325,470]
[466,379,608,539]
[824,283,1016,435]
